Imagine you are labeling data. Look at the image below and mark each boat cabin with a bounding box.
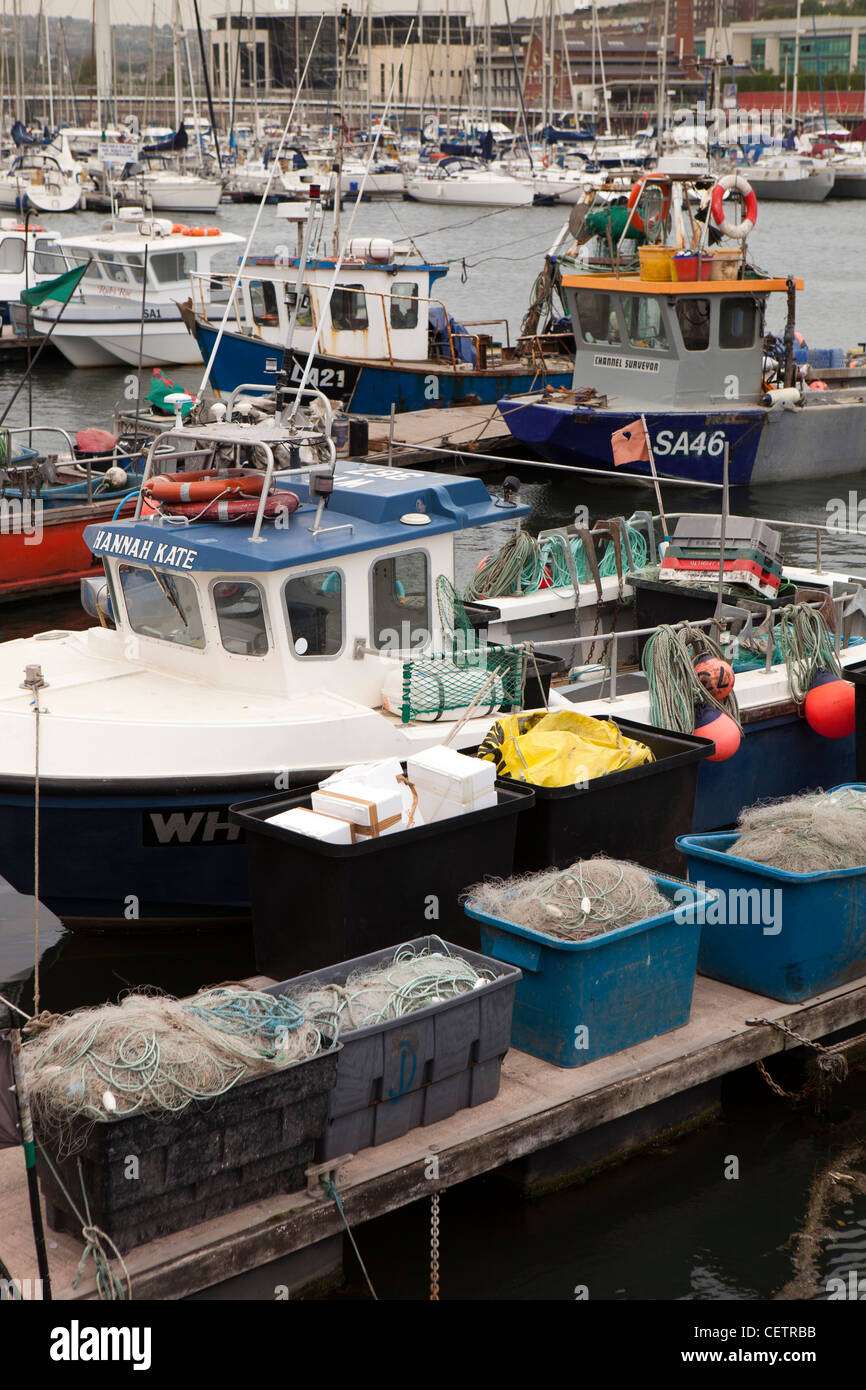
[83,446,527,711]
[560,271,804,407]
[194,242,449,366]
[56,213,243,299]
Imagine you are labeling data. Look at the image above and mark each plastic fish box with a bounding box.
[266,936,520,1158]
[464,875,713,1068]
[36,1045,340,1255]
[676,824,866,1003]
[229,780,536,979]
[508,718,713,877]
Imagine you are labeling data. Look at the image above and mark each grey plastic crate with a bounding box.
[266,936,520,1159]
[671,514,781,559]
[37,1045,340,1254]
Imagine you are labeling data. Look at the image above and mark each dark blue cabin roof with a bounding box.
[84,464,527,574]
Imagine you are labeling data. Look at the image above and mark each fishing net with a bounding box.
[466,857,671,942]
[397,645,525,723]
[727,788,866,874]
[23,986,326,1158]
[290,941,495,1037]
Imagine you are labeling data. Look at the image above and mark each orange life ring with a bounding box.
[205,227,220,236]
[160,492,298,522]
[146,469,266,503]
[171,223,187,233]
[542,155,549,167]
[627,176,671,235]
[710,173,758,241]
[182,226,207,237]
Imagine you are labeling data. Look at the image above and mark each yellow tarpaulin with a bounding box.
[477,709,654,788]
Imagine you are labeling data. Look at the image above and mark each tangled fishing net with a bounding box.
[466,858,670,942]
[290,941,495,1037]
[728,788,866,874]
[23,986,327,1157]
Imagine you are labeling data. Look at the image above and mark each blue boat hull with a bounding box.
[0,710,852,928]
[498,399,766,485]
[194,322,572,414]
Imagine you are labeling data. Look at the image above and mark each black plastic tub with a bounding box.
[522,650,568,710]
[37,1045,340,1255]
[508,717,714,877]
[229,780,536,979]
[266,936,520,1159]
[630,575,804,656]
[848,659,866,782]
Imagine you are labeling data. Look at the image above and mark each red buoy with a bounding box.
[694,655,735,701]
[804,670,855,739]
[694,704,742,762]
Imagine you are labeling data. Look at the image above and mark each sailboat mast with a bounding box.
[657,0,669,152]
[173,0,184,133]
[791,0,802,132]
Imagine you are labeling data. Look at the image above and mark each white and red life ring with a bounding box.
[711,173,758,242]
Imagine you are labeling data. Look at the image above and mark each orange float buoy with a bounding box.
[694,704,742,761]
[804,672,855,738]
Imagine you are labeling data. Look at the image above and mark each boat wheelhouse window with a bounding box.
[123,252,146,285]
[331,285,368,332]
[68,253,103,281]
[283,570,343,657]
[0,237,25,273]
[213,579,269,656]
[119,565,205,649]
[675,298,710,351]
[285,286,313,327]
[574,290,620,345]
[249,279,279,325]
[33,238,62,275]
[150,250,196,284]
[719,297,757,350]
[391,281,419,331]
[620,293,668,351]
[370,551,430,652]
[103,254,131,284]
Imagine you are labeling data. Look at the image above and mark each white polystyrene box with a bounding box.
[406,746,496,803]
[311,781,404,837]
[265,807,354,844]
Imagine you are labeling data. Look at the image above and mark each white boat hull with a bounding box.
[405,176,533,207]
[746,168,835,202]
[32,311,201,368]
[0,179,81,214]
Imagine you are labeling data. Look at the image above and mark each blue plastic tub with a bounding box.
[677,816,866,1003]
[464,874,714,1068]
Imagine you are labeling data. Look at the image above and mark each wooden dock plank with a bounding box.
[4,971,866,1301]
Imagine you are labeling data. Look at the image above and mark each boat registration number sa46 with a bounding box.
[652,429,727,457]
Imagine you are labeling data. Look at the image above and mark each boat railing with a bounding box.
[509,595,846,705]
[514,330,575,375]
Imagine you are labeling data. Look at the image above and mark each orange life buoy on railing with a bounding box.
[182,226,208,237]
[710,173,758,241]
[146,468,266,504]
[205,227,220,236]
[172,223,187,233]
[542,155,549,167]
[626,175,671,236]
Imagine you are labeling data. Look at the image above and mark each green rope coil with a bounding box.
[775,603,842,706]
[642,624,741,734]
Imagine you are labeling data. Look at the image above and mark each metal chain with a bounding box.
[746,1017,849,1104]
[430,1190,441,1301]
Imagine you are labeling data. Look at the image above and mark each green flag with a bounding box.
[20,260,88,308]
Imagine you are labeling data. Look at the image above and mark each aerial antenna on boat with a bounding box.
[287,20,416,422]
[195,15,326,402]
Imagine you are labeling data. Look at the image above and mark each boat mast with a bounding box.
[593,0,611,136]
[250,0,260,148]
[657,0,669,154]
[172,0,184,134]
[333,3,349,253]
[791,0,802,133]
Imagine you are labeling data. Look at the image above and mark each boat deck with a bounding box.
[3,969,865,1300]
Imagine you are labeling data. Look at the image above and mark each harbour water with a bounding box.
[1,195,865,1301]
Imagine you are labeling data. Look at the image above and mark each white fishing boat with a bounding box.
[740,153,835,202]
[85,155,223,215]
[405,156,534,208]
[0,218,64,322]
[0,133,82,214]
[29,209,242,367]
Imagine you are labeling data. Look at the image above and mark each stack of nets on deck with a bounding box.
[466,857,670,942]
[290,940,495,1038]
[727,787,866,874]
[22,985,327,1157]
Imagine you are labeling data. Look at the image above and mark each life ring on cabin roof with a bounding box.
[146,469,267,504]
[626,176,671,235]
[711,173,758,241]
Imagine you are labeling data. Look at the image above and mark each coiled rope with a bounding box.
[642,624,741,734]
[464,526,648,601]
[775,602,842,706]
